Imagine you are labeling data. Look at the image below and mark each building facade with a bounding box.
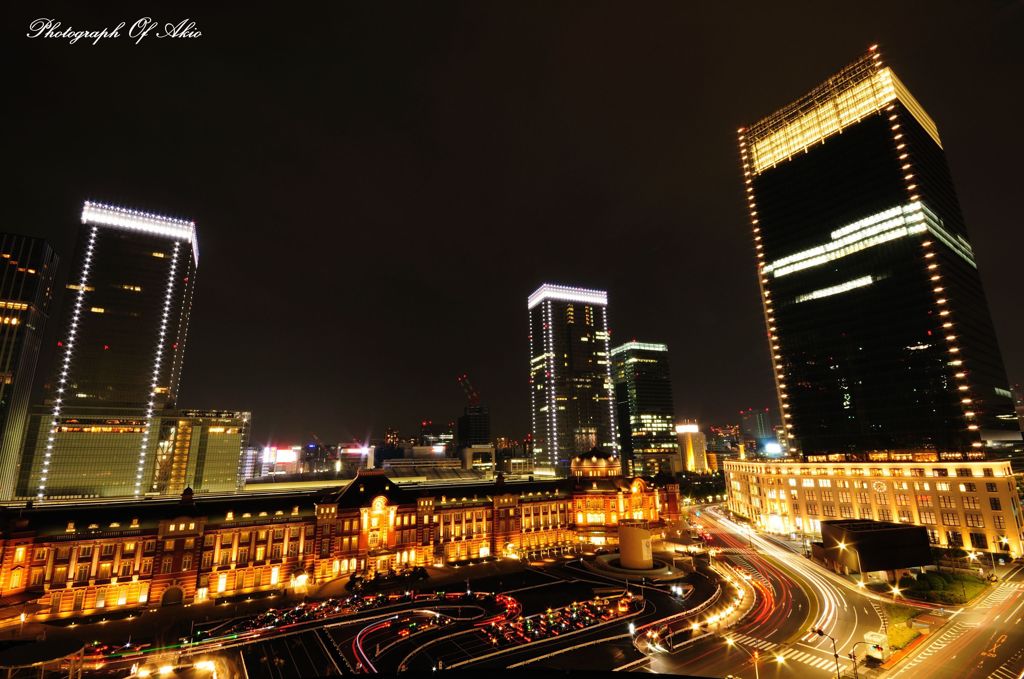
[150,410,251,495]
[0,470,679,620]
[676,423,709,473]
[528,284,618,473]
[457,405,491,448]
[725,457,1023,558]
[612,341,678,476]
[739,408,775,444]
[738,47,1019,457]
[0,234,57,501]
[19,202,198,500]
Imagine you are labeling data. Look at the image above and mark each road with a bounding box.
[647,507,887,678]
[234,553,721,677]
[888,564,1024,679]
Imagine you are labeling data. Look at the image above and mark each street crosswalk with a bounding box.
[728,633,778,651]
[727,633,844,673]
[891,621,980,676]
[987,646,1024,679]
[977,582,1024,610]
[779,647,841,671]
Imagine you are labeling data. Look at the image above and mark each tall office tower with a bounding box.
[739,407,775,442]
[675,423,709,474]
[0,235,57,500]
[457,405,491,448]
[20,201,198,499]
[528,284,617,473]
[1013,385,1024,432]
[738,46,1019,458]
[150,410,250,495]
[611,341,678,476]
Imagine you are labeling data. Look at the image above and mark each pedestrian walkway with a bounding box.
[727,632,777,652]
[976,582,1024,610]
[987,645,1024,679]
[779,647,840,672]
[890,621,980,676]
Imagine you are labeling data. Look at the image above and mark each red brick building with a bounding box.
[0,469,679,621]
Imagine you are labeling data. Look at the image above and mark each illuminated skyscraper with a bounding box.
[675,423,708,474]
[0,234,57,501]
[739,46,1019,458]
[150,410,250,495]
[528,284,617,473]
[612,341,678,476]
[19,201,198,499]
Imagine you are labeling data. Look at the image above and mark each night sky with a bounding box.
[8,2,1024,445]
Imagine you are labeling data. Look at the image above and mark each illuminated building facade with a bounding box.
[150,410,251,495]
[1013,384,1024,432]
[612,341,678,476]
[19,202,198,499]
[676,423,709,473]
[0,234,57,501]
[739,47,1019,458]
[0,470,679,619]
[528,284,617,473]
[725,457,1023,559]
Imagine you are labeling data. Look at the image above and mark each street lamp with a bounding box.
[837,541,865,578]
[812,628,841,679]
[849,640,873,679]
[725,638,760,679]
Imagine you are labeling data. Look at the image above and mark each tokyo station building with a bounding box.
[0,465,679,620]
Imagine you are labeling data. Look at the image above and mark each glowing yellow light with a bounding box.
[744,56,940,174]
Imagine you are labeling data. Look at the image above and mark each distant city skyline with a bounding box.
[9,5,1023,444]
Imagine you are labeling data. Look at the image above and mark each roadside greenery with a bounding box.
[898,570,987,604]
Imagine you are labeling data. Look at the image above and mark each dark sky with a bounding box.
[8,2,1024,445]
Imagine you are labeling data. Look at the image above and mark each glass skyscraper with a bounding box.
[0,234,57,501]
[739,46,1019,458]
[611,341,678,476]
[20,201,198,499]
[528,284,617,473]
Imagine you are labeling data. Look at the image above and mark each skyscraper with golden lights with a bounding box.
[738,46,1019,458]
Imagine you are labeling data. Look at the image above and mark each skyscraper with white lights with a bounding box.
[18,201,198,499]
[611,341,678,476]
[528,284,617,473]
[739,46,1019,458]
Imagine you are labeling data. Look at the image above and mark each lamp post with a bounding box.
[724,638,760,679]
[849,640,871,679]
[812,628,842,679]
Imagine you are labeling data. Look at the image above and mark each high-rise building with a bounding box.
[457,405,491,448]
[0,234,57,500]
[1013,384,1024,432]
[739,407,774,442]
[611,341,678,476]
[675,423,708,474]
[528,284,617,473]
[150,410,250,495]
[19,201,198,499]
[738,46,1019,458]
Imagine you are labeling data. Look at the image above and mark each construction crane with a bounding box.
[457,373,481,406]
